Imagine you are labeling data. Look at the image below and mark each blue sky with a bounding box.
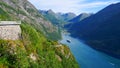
[28,0,119,15]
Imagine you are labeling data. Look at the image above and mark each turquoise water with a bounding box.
[60,34,120,68]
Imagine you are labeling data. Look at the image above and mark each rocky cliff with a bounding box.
[0,0,61,40]
[0,0,79,68]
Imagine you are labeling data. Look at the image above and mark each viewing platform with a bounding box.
[0,21,21,40]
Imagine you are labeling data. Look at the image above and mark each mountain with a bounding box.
[39,10,76,28]
[69,13,93,23]
[0,0,61,40]
[66,13,93,29]
[66,2,120,59]
[60,12,76,22]
[0,0,79,68]
[39,9,66,27]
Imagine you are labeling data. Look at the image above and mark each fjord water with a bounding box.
[60,34,120,68]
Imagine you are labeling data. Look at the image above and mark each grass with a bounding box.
[0,23,79,68]
[0,1,79,67]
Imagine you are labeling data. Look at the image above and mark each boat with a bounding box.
[110,62,115,66]
[66,39,71,43]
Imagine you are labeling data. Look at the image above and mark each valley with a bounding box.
[0,0,120,68]
[65,2,120,59]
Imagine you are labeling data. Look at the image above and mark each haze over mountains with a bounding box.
[39,9,93,28]
[39,9,77,26]
[69,13,93,23]
[65,2,120,59]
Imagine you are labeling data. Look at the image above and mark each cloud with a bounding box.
[75,0,120,13]
[28,0,120,14]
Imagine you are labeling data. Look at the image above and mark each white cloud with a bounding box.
[28,0,120,15]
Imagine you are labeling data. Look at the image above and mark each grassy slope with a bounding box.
[0,1,79,68]
[0,23,79,68]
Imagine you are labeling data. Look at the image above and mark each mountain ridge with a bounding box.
[0,0,62,40]
[66,2,120,59]
[69,13,93,23]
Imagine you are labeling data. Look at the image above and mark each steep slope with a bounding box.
[0,0,61,40]
[0,0,79,68]
[0,23,79,68]
[67,2,120,59]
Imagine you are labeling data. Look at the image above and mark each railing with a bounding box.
[0,21,21,25]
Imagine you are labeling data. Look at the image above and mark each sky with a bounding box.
[28,0,119,15]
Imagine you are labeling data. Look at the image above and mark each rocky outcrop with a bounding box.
[0,0,61,40]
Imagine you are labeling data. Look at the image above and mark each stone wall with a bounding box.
[0,21,21,40]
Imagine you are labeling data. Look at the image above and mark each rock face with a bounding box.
[0,0,61,40]
[0,21,21,40]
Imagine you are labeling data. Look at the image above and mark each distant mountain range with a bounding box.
[66,2,120,59]
[60,12,76,21]
[69,13,93,23]
[66,13,93,29]
[39,9,65,26]
[39,9,76,27]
